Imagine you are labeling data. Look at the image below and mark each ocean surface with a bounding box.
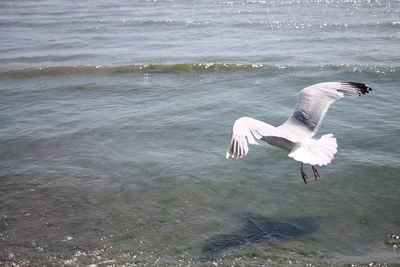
[1,0,400,265]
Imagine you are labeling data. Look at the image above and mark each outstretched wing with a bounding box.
[226,117,281,159]
[278,82,372,136]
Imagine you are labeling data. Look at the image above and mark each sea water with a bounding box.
[1,0,399,265]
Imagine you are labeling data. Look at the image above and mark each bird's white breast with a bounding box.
[262,136,295,151]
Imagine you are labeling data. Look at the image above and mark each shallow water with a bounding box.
[1,0,400,266]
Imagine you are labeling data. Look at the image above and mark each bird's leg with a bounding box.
[312,166,320,180]
[301,163,308,184]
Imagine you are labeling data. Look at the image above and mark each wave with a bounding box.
[236,21,400,30]
[0,63,281,78]
[1,63,399,78]
[3,19,398,29]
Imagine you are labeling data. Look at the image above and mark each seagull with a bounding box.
[226,82,372,183]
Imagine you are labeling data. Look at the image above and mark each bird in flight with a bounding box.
[226,82,372,183]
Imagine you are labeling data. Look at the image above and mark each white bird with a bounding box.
[226,82,372,183]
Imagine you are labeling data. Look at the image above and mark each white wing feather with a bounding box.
[226,117,278,159]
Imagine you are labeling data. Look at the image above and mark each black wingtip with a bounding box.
[344,82,373,96]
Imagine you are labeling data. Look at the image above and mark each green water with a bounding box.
[1,66,399,265]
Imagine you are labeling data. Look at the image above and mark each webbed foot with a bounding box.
[312,166,320,180]
[301,170,308,184]
[300,163,308,184]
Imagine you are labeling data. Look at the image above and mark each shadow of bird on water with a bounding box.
[200,213,319,261]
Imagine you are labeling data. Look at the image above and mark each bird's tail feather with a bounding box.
[288,134,337,166]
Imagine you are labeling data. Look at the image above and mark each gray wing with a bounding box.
[278,82,372,137]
